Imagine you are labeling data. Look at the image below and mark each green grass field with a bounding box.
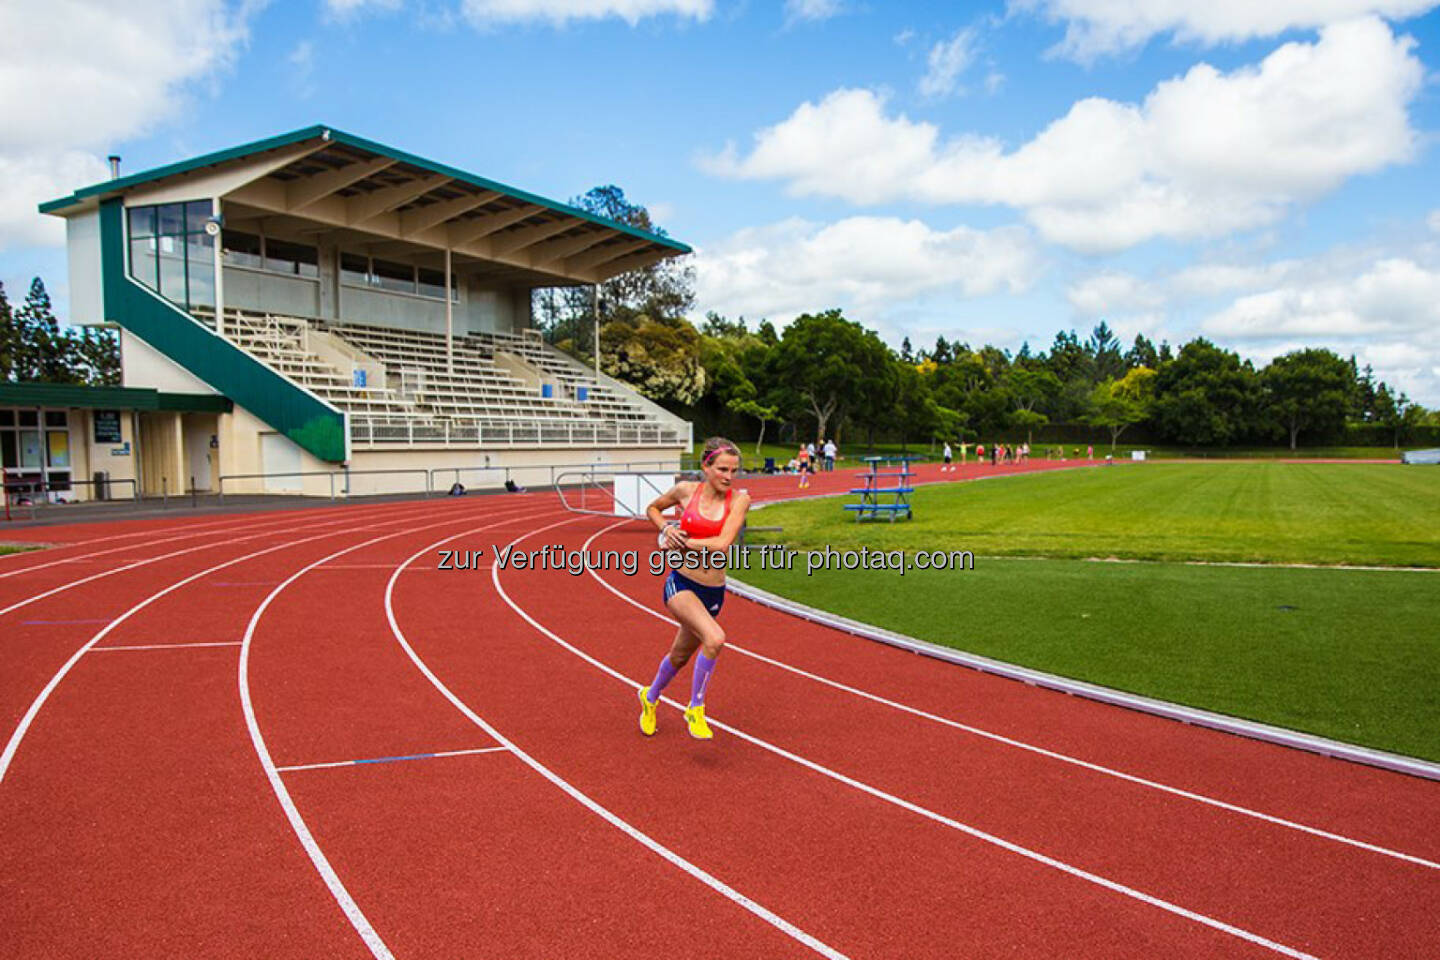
[739,462,1440,760]
[699,440,1408,467]
[750,462,1440,567]
[0,544,35,556]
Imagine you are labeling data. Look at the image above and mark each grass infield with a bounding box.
[750,462,1440,567]
[741,463,1440,760]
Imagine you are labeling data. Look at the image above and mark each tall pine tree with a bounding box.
[0,281,17,382]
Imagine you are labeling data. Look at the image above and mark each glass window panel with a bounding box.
[49,472,72,493]
[19,410,38,427]
[266,238,318,278]
[44,411,66,427]
[186,232,216,308]
[47,431,70,468]
[340,252,369,285]
[0,409,14,426]
[157,203,185,236]
[222,230,263,270]
[130,237,158,291]
[19,430,42,468]
[186,201,212,234]
[128,206,155,238]
[417,268,447,300]
[1,431,16,469]
[373,258,415,293]
[159,242,187,304]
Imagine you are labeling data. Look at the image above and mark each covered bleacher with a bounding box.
[42,125,693,491]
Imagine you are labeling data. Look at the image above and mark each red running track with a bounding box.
[1,460,1436,959]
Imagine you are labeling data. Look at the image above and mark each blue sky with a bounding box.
[3,1,1438,402]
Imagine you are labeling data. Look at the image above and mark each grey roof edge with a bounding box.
[38,125,692,255]
[726,576,1440,783]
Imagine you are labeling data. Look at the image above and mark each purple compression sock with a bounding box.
[646,656,678,703]
[690,652,717,707]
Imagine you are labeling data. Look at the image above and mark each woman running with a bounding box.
[796,443,812,489]
[639,437,752,740]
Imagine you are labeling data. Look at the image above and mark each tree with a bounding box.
[1087,321,1124,381]
[0,282,15,382]
[1262,348,1354,450]
[532,185,694,356]
[899,336,914,363]
[1084,370,1154,451]
[1376,386,1425,449]
[16,278,78,383]
[1152,339,1260,446]
[768,310,891,444]
[1125,334,1159,370]
[727,394,781,455]
[599,313,705,406]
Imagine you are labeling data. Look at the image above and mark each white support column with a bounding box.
[212,197,225,338]
[592,284,600,378]
[445,246,454,376]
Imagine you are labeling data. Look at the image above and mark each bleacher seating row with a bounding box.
[203,308,686,447]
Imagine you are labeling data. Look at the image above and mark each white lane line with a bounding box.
[0,507,365,581]
[582,521,1440,873]
[238,504,557,960]
[500,515,1317,960]
[0,504,420,622]
[384,522,850,960]
[92,641,244,651]
[277,746,511,773]
[0,502,483,787]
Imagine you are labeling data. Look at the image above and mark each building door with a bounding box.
[183,414,218,492]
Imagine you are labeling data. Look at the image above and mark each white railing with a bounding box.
[349,415,688,448]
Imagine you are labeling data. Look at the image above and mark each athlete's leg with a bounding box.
[666,589,725,738]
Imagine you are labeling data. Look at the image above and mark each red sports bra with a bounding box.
[680,485,732,539]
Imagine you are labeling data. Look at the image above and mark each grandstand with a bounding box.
[40,126,692,497]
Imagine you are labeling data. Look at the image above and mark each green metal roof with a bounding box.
[0,382,232,414]
[39,124,691,254]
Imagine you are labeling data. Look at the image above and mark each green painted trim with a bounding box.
[99,198,346,462]
[42,124,690,254]
[0,382,232,413]
[155,392,233,413]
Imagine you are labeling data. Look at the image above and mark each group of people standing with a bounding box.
[941,440,1031,470]
[793,438,837,489]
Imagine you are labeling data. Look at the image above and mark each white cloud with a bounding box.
[702,18,1423,253]
[1009,0,1439,61]
[785,0,843,24]
[920,27,979,98]
[0,0,257,251]
[460,0,712,26]
[324,0,402,15]
[1202,256,1440,402]
[1429,210,1440,234]
[695,216,1039,325]
[288,41,316,99]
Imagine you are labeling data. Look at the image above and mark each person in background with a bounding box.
[797,444,812,489]
[823,438,837,472]
[942,441,953,472]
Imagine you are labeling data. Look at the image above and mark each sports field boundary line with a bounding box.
[726,578,1440,782]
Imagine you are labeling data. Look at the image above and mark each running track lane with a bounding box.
[508,518,1439,957]
[0,500,469,758]
[246,502,832,959]
[582,521,1440,860]
[0,498,535,957]
[388,514,1289,958]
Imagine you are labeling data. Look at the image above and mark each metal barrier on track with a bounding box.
[554,469,678,519]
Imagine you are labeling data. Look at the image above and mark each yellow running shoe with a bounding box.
[637,687,657,736]
[684,704,713,740]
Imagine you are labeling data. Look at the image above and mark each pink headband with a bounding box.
[702,445,736,466]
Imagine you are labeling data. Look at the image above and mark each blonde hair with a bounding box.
[700,436,741,467]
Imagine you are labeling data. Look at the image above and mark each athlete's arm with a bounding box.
[646,481,691,549]
[683,490,751,553]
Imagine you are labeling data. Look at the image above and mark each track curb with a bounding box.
[726,578,1440,783]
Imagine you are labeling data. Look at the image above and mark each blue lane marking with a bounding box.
[354,752,437,766]
[23,618,112,625]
